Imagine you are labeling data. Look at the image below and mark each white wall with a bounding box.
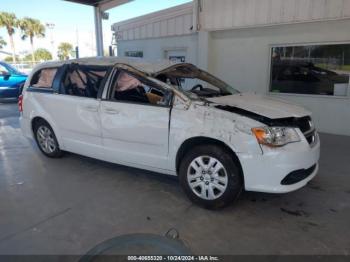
[113,3,194,41]
[208,19,350,136]
[200,0,350,31]
[117,34,198,64]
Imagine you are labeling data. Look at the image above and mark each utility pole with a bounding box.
[75,27,80,58]
[90,30,95,56]
[46,23,55,60]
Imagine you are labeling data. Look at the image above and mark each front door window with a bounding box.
[110,70,170,106]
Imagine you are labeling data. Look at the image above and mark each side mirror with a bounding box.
[4,74,11,81]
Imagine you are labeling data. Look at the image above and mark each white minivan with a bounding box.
[20,57,320,209]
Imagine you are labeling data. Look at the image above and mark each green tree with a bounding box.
[24,54,32,62]
[0,36,6,49]
[19,17,45,63]
[34,48,52,61]
[24,48,52,62]
[0,12,19,63]
[58,42,73,60]
[4,55,18,62]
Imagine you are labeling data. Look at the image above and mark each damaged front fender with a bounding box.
[169,103,263,167]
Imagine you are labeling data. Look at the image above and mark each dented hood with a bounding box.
[207,93,311,119]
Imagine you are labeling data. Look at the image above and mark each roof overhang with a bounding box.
[64,0,133,11]
[0,50,12,56]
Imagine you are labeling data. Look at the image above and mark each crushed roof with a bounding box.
[33,57,179,75]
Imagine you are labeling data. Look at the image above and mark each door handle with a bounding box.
[104,108,119,115]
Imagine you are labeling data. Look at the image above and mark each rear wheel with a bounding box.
[179,144,243,209]
[34,120,63,158]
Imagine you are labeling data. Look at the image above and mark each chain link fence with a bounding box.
[8,61,42,74]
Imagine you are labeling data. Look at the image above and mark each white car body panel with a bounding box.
[47,94,103,159]
[20,57,321,194]
[23,92,105,160]
[238,129,320,192]
[100,101,170,170]
[207,93,311,119]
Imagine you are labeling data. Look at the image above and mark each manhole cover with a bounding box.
[79,233,191,262]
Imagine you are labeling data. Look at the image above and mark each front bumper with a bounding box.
[237,132,320,193]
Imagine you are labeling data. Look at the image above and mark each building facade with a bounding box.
[112,0,350,136]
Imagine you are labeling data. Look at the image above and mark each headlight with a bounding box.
[252,127,301,147]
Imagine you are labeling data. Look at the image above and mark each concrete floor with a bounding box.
[0,102,349,255]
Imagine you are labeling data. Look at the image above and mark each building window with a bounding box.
[125,51,143,58]
[270,43,350,96]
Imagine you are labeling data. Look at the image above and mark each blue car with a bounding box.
[0,61,27,101]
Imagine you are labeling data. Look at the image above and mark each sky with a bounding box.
[0,0,191,59]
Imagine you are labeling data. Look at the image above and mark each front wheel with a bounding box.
[34,120,63,158]
[179,145,243,209]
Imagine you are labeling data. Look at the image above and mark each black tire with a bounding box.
[33,120,63,158]
[179,144,243,209]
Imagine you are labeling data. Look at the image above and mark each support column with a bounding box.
[197,31,210,71]
[94,6,104,56]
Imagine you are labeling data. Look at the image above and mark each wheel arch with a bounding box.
[175,136,244,182]
[31,116,64,157]
[31,116,62,148]
[31,116,51,133]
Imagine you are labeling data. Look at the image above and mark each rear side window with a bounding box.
[62,65,109,99]
[31,68,58,89]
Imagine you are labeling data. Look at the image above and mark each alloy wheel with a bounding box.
[36,126,57,154]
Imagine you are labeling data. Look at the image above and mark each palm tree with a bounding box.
[19,17,45,64]
[58,42,73,60]
[0,12,18,63]
[0,36,7,49]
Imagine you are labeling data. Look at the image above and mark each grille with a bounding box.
[304,129,316,146]
[296,117,316,146]
[294,117,312,133]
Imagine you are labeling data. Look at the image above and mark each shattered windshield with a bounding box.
[154,64,239,98]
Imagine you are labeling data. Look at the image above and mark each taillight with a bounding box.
[18,95,23,112]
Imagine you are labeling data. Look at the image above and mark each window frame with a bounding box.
[102,66,173,108]
[268,41,350,99]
